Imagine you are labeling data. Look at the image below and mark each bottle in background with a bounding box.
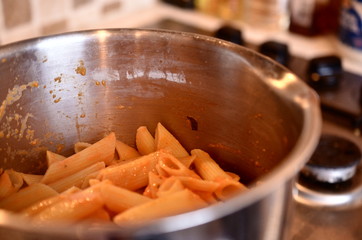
[338,0,362,63]
[242,0,290,31]
[195,0,244,20]
[289,0,342,36]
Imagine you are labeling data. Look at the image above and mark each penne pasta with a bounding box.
[136,126,155,155]
[115,140,141,161]
[41,132,116,184]
[81,207,111,222]
[46,151,66,167]
[191,149,231,181]
[6,169,24,192]
[0,183,58,212]
[48,162,105,193]
[155,122,189,158]
[0,122,248,225]
[191,149,247,200]
[226,172,241,182]
[21,173,43,185]
[157,177,185,198]
[80,170,102,189]
[174,176,219,193]
[0,171,16,200]
[193,190,218,204]
[143,172,164,199]
[97,150,164,190]
[156,153,200,179]
[22,186,81,217]
[100,182,151,213]
[178,155,196,168]
[214,177,247,201]
[32,186,104,222]
[74,142,92,153]
[113,189,208,224]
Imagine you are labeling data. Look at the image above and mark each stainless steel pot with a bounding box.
[0,29,321,240]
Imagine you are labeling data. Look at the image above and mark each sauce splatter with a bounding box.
[75,60,86,76]
[54,76,61,83]
[0,81,39,122]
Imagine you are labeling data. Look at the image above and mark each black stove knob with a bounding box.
[259,41,289,66]
[162,0,195,9]
[306,55,342,90]
[214,25,244,46]
[301,134,361,184]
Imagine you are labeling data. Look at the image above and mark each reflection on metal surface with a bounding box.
[294,181,362,207]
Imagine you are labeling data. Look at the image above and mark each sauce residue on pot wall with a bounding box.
[75,60,86,76]
[0,81,39,123]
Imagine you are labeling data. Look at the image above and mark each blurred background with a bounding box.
[1,0,360,73]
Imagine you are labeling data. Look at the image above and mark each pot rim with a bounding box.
[0,28,322,237]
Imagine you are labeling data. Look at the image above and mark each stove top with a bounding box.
[145,18,362,240]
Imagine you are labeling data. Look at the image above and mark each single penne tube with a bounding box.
[41,132,116,184]
[157,177,185,198]
[32,186,104,222]
[0,171,16,200]
[46,151,66,166]
[157,153,200,179]
[214,177,247,201]
[21,173,43,185]
[175,176,219,192]
[81,207,111,222]
[100,182,151,213]
[6,169,24,192]
[115,140,141,161]
[22,186,81,217]
[136,126,155,155]
[97,150,164,190]
[0,183,58,212]
[191,149,231,181]
[226,171,241,181]
[113,189,208,224]
[143,172,164,199]
[178,155,196,168]
[48,162,105,193]
[80,170,102,189]
[193,190,218,204]
[74,142,92,153]
[155,122,189,158]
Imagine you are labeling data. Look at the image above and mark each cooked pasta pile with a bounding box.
[0,123,247,224]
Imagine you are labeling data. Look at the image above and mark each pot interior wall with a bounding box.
[0,30,303,183]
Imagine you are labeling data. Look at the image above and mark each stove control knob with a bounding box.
[259,41,289,66]
[307,55,342,90]
[301,134,361,184]
[214,25,244,46]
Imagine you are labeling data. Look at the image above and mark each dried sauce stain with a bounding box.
[75,60,86,76]
[56,144,65,153]
[54,76,62,83]
[1,58,6,63]
[101,80,106,86]
[95,81,101,86]
[0,81,39,122]
[115,105,126,110]
[54,98,61,103]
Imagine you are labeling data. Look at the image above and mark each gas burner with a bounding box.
[302,134,361,183]
[294,134,362,208]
